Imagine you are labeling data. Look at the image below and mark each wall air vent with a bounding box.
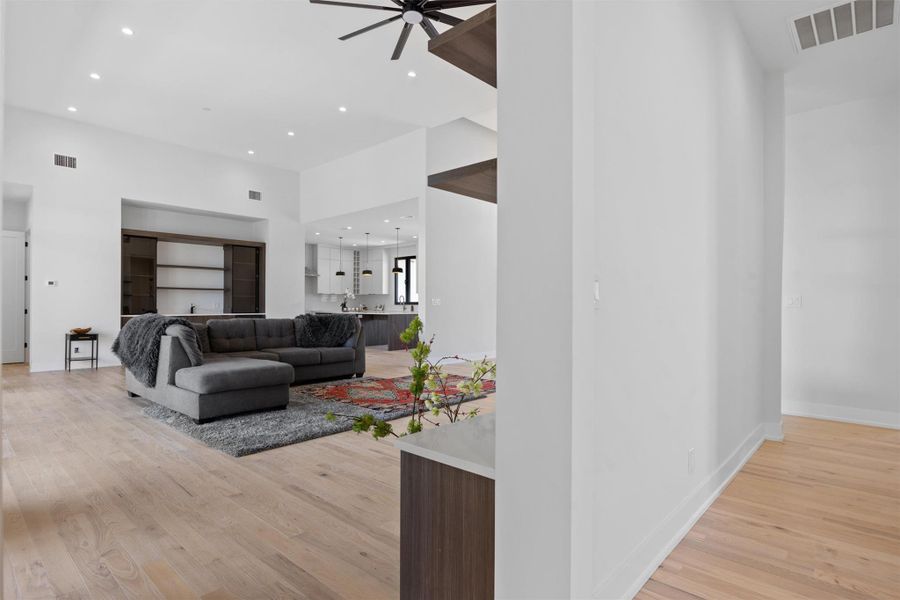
[249,190,262,201]
[53,154,77,169]
[790,0,896,51]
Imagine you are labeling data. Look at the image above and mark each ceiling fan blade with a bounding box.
[419,17,439,39]
[424,10,463,25]
[339,14,402,40]
[391,22,413,60]
[309,0,401,12]
[423,0,493,9]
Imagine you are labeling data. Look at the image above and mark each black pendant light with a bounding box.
[362,233,373,277]
[391,227,404,274]
[335,237,346,277]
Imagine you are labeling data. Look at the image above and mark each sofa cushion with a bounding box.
[208,319,257,353]
[262,347,321,366]
[318,347,355,364]
[254,319,295,349]
[192,323,212,354]
[165,324,204,366]
[175,358,293,395]
[226,350,280,361]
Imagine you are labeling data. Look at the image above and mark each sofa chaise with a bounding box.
[125,317,366,423]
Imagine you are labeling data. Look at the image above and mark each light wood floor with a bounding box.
[637,418,900,600]
[4,353,899,599]
[2,350,492,600]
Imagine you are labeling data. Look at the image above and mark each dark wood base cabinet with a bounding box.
[400,451,494,600]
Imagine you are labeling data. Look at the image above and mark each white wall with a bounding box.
[3,107,302,371]
[783,92,900,428]
[300,130,426,223]
[121,203,266,241]
[497,1,773,597]
[425,118,497,359]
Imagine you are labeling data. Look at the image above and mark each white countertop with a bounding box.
[394,414,495,480]
[312,310,417,316]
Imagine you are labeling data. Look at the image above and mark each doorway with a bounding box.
[2,230,27,363]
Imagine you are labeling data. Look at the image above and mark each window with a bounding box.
[394,256,418,305]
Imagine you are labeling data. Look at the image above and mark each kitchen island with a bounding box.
[312,310,418,350]
[394,414,495,600]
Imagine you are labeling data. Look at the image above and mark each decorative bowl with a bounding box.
[70,327,92,335]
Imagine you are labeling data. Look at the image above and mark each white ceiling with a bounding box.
[305,197,419,248]
[732,0,899,113]
[5,0,496,172]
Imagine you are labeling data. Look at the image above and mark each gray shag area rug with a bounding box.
[143,377,425,457]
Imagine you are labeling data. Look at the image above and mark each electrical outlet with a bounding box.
[431,298,441,306]
[688,448,695,474]
[46,280,57,286]
[73,347,80,354]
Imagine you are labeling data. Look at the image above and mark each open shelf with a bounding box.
[428,158,497,204]
[428,5,496,88]
[158,264,225,271]
[157,286,225,291]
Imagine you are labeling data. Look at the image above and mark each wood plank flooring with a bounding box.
[636,417,900,600]
[2,349,492,599]
[4,351,898,599]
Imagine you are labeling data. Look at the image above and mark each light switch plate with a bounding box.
[785,295,802,308]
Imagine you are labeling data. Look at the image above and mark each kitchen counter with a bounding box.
[396,414,495,598]
[394,414,495,480]
[312,311,419,350]
[312,310,417,316]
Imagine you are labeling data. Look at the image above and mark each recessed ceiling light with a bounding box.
[67,106,78,112]
[121,27,134,36]
[400,215,414,220]
[407,71,417,78]
[247,150,255,155]
[315,232,320,235]
[287,131,295,136]
[346,226,352,229]
[89,72,101,80]
[338,106,347,112]
[383,219,390,223]
[352,243,358,247]
[413,235,418,239]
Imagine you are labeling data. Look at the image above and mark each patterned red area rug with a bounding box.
[301,375,496,411]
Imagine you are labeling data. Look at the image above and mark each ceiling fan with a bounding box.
[310,0,495,60]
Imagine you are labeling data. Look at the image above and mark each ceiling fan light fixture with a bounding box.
[402,10,423,24]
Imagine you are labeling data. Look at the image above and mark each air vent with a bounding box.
[249,190,262,201]
[53,154,77,169]
[791,0,896,51]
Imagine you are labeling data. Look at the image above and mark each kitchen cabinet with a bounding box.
[359,248,389,295]
[315,245,355,295]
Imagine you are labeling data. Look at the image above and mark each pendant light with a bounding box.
[391,227,404,274]
[335,237,346,277]
[362,233,373,277]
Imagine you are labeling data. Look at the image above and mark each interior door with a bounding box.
[2,231,26,363]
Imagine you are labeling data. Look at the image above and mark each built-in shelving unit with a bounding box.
[428,5,496,88]
[427,7,498,204]
[121,229,265,317]
[428,158,497,204]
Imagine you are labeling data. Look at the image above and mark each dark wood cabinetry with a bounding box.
[224,245,265,314]
[121,234,158,315]
[121,230,266,318]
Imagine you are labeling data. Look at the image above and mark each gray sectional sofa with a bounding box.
[126,317,365,423]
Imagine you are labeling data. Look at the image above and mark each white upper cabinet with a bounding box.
[360,248,389,295]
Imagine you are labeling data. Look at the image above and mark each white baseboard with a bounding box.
[593,423,768,600]
[783,400,900,430]
[763,420,784,441]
